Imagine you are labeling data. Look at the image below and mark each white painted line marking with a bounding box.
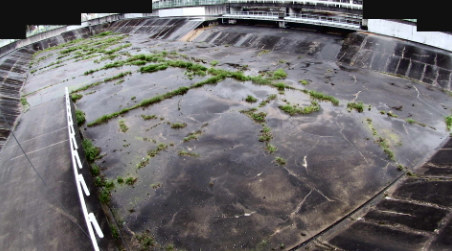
[65,87,101,251]
[78,174,90,196]
[89,213,104,238]
[74,150,83,169]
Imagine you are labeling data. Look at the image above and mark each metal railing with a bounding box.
[224,11,279,19]
[81,13,119,22]
[287,13,361,25]
[26,25,66,38]
[153,0,226,9]
[0,39,20,48]
[227,0,362,9]
[223,11,361,28]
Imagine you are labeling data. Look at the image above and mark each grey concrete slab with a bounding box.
[0,98,114,250]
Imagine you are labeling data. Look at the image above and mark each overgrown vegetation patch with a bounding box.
[75,110,85,126]
[366,118,395,161]
[171,123,187,129]
[347,101,364,113]
[136,143,168,169]
[279,101,320,116]
[82,138,101,162]
[119,120,128,132]
[240,108,267,123]
[178,150,200,157]
[71,93,83,102]
[141,114,157,120]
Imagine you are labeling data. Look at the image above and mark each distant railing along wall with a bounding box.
[153,0,226,9]
[152,0,362,9]
[223,11,361,28]
[227,0,362,9]
[26,25,66,38]
[81,13,119,22]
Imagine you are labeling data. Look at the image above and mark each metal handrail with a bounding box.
[227,0,363,9]
[223,11,361,27]
[81,13,119,22]
[226,11,279,16]
[26,25,66,38]
[153,0,226,9]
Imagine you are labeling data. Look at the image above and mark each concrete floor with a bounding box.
[3,19,452,250]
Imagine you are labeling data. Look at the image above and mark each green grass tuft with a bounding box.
[171,123,187,129]
[125,177,137,185]
[141,114,157,120]
[445,115,452,131]
[119,120,128,132]
[299,79,309,86]
[245,95,258,103]
[406,118,416,124]
[90,163,100,176]
[272,69,287,79]
[71,93,83,102]
[20,97,29,106]
[104,71,131,82]
[347,102,364,113]
[308,90,339,106]
[210,60,219,66]
[75,110,85,126]
[178,150,200,157]
[279,101,320,115]
[82,139,100,162]
[275,157,286,165]
[266,144,277,153]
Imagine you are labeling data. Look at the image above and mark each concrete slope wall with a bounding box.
[0,48,33,150]
[193,23,349,61]
[337,32,452,89]
[108,18,204,40]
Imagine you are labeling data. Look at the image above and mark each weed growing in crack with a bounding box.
[125,177,138,185]
[406,118,415,124]
[347,102,364,113]
[275,157,286,165]
[445,115,452,131]
[266,144,277,153]
[308,90,339,106]
[178,150,200,157]
[119,120,128,132]
[171,123,187,129]
[279,101,320,116]
[141,114,157,120]
[75,110,85,126]
[82,139,100,162]
[71,93,83,102]
[246,95,257,103]
[299,79,309,86]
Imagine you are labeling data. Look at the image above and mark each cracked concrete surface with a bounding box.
[10,19,452,250]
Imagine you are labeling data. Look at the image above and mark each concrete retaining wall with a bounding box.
[367,19,452,52]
